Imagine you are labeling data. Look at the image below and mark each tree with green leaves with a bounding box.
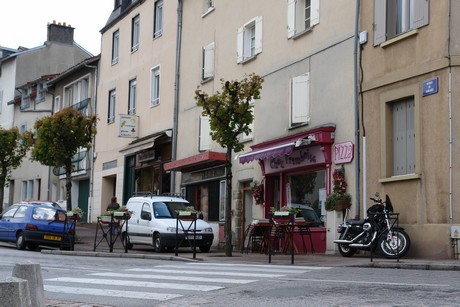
[31,108,98,211]
[0,127,33,212]
[195,73,263,256]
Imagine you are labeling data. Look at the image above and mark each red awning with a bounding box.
[164,151,226,172]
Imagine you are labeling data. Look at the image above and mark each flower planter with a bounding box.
[334,200,351,211]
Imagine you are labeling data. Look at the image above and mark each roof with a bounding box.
[47,55,100,86]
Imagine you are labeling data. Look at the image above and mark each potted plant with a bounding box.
[251,181,264,205]
[325,166,352,211]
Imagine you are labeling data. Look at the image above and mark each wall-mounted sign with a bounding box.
[263,145,325,175]
[118,114,139,138]
[422,77,439,97]
[333,141,354,164]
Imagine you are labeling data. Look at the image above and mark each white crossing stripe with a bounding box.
[156,263,331,273]
[46,277,223,291]
[126,268,284,278]
[44,285,182,301]
[90,272,256,284]
[186,263,333,270]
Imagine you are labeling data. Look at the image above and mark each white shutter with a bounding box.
[236,27,244,63]
[287,0,296,38]
[203,42,215,79]
[254,16,263,55]
[291,73,310,124]
[199,116,211,151]
[311,0,320,26]
[373,0,387,46]
[412,0,429,29]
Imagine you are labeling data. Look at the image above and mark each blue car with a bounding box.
[0,203,75,250]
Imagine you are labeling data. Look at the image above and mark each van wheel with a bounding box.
[122,232,133,250]
[153,234,165,253]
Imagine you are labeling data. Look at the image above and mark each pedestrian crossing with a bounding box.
[44,262,332,304]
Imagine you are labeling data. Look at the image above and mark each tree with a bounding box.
[0,127,33,212]
[31,108,98,211]
[195,73,263,256]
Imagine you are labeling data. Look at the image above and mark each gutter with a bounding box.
[354,0,361,218]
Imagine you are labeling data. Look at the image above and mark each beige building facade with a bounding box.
[360,0,460,258]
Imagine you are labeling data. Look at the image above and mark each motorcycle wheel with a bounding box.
[378,229,411,259]
[337,232,357,257]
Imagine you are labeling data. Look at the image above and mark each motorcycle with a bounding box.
[333,192,411,259]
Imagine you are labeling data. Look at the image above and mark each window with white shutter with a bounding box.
[154,0,163,38]
[290,73,310,126]
[112,30,119,64]
[237,16,263,63]
[131,15,140,52]
[202,42,215,80]
[287,0,319,38]
[199,116,211,151]
[108,89,116,124]
[392,98,415,175]
[128,79,137,115]
[373,0,429,46]
[151,66,160,107]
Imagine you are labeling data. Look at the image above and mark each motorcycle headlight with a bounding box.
[337,224,343,233]
[203,227,213,233]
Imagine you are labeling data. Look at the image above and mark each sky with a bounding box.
[1,0,114,55]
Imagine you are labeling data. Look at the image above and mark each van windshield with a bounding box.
[153,202,188,219]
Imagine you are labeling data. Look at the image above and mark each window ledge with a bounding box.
[378,173,421,183]
[380,29,419,48]
[201,77,214,85]
[288,122,309,130]
[240,55,257,65]
[291,27,313,40]
[201,7,215,18]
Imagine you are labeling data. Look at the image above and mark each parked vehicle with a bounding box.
[16,200,62,209]
[0,203,75,250]
[333,193,410,259]
[122,194,214,253]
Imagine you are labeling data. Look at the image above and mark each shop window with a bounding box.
[287,170,325,219]
[112,30,119,64]
[219,180,226,221]
[374,0,429,45]
[154,0,163,38]
[202,42,215,81]
[199,116,211,151]
[290,73,310,126]
[380,85,420,180]
[287,0,319,38]
[237,16,263,63]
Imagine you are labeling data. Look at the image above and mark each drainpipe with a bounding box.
[354,0,361,219]
[171,0,183,193]
[448,0,453,227]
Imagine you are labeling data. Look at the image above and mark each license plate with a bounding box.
[44,235,62,241]
[186,235,202,240]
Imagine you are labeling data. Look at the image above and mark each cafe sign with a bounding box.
[263,145,325,174]
[333,141,354,164]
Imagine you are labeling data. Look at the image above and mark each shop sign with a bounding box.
[182,166,226,184]
[264,145,325,174]
[137,149,156,163]
[118,114,139,138]
[333,141,354,164]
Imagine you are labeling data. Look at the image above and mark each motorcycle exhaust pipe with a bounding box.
[334,232,377,247]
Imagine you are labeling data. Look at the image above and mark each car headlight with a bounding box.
[166,227,183,233]
[203,227,213,233]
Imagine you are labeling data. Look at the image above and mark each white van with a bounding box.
[122,194,214,252]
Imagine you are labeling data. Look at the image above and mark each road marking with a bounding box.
[44,285,182,301]
[90,272,256,284]
[156,263,325,274]
[295,278,450,287]
[45,277,223,291]
[184,263,332,270]
[126,268,285,278]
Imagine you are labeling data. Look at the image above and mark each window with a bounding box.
[20,87,31,110]
[202,42,214,80]
[37,82,46,103]
[202,0,214,15]
[380,85,420,180]
[21,180,33,200]
[64,76,89,109]
[290,73,310,126]
[287,170,326,220]
[128,79,137,115]
[287,0,319,38]
[219,180,226,221]
[237,16,263,63]
[131,15,140,52]
[54,96,61,113]
[150,66,160,107]
[108,89,116,124]
[199,116,211,151]
[392,98,415,175]
[154,0,163,38]
[0,90,3,114]
[373,0,429,45]
[112,30,119,64]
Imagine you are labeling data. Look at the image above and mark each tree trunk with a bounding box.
[0,171,6,213]
[224,147,233,257]
[65,167,73,212]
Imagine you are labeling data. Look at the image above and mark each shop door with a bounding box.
[78,179,89,222]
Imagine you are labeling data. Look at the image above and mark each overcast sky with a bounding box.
[1,0,113,55]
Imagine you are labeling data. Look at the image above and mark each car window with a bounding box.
[32,207,58,221]
[140,202,151,220]
[1,206,19,218]
[14,206,28,218]
[166,202,188,218]
[153,202,172,218]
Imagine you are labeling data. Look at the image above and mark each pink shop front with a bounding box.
[239,126,336,253]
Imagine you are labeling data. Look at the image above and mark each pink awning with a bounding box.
[239,142,295,164]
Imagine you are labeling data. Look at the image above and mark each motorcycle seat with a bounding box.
[346,219,365,226]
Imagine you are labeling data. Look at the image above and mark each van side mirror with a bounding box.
[141,211,151,221]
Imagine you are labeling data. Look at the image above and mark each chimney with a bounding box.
[47,21,74,45]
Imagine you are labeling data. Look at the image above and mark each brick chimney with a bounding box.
[47,20,74,45]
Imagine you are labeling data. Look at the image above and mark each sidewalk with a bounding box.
[41,222,460,271]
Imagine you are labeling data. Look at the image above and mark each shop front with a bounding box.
[239,126,336,253]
